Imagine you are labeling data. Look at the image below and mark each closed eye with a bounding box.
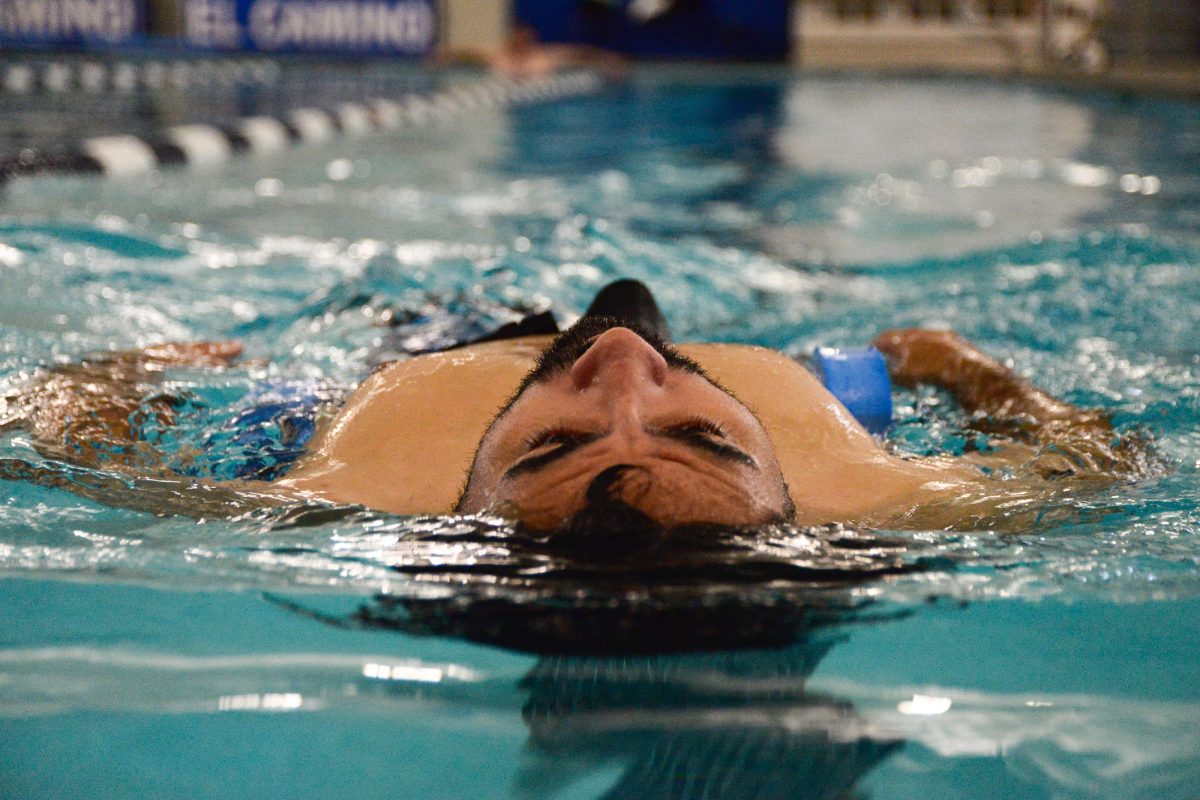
[654,417,757,468]
[522,427,596,452]
[507,427,601,478]
[662,416,727,439]
[503,418,756,481]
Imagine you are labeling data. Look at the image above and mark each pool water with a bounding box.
[2,68,1199,799]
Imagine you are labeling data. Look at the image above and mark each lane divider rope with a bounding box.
[1,57,280,94]
[0,70,603,184]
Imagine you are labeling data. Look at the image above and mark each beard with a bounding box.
[514,315,704,396]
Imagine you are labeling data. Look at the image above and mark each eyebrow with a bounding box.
[502,426,758,481]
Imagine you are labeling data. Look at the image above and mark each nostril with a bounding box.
[570,327,668,389]
[570,348,598,389]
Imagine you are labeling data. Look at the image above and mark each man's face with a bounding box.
[457,318,792,529]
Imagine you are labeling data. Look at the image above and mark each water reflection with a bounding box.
[326,522,915,798]
[511,644,899,799]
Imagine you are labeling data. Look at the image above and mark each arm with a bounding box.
[872,329,1145,479]
[8,342,301,517]
[18,342,243,469]
[873,329,1104,427]
[543,43,628,79]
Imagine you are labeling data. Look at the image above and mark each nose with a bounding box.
[570,327,669,392]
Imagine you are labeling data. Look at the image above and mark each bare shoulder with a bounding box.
[281,336,553,514]
[678,342,857,433]
[672,343,975,525]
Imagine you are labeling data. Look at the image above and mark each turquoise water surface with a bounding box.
[2,69,1199,799]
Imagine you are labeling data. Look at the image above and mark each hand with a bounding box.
[95,341,244,370]
[21,341,245,468]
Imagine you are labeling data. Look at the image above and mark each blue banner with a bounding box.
[515,0,790,61]
[0,0,143,46]
[183,0,436,55]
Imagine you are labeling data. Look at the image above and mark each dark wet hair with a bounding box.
[268,496,919,655]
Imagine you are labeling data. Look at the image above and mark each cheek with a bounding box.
[460,440,513,513]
